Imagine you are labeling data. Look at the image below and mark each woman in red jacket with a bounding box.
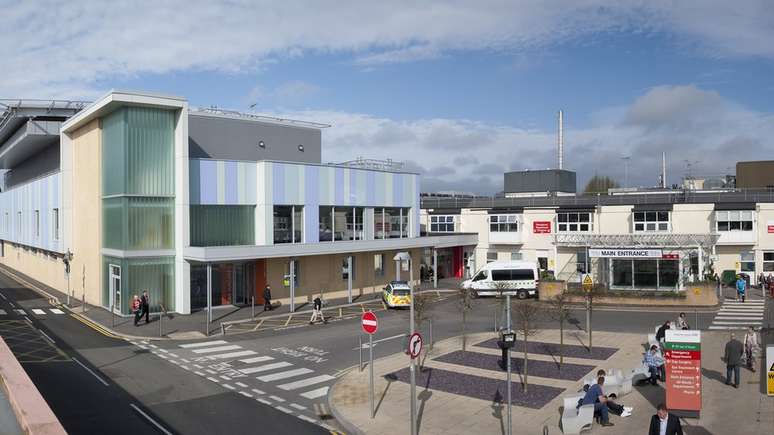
[132,295,141,326]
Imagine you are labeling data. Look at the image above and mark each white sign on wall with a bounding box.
[589,249,663,258]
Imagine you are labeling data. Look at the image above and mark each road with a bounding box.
[0,271,327,435]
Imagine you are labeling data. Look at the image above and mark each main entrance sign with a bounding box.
[589,249,662,258]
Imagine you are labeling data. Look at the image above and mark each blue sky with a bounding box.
[3,0,773,194]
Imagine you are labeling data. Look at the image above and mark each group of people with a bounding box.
[645,313,691,386]
[580,370,634,427]
[724,327,761,387]
[130,291,150,326]
[757,272,774,298]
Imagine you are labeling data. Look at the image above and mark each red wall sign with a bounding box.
[532,221,552,234]
[768,224,774,234]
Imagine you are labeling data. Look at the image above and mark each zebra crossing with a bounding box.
[708,298,765,330]
[130,338,337,428]
[0,307,65,316]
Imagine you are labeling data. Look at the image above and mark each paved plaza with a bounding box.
[331,329,774,434]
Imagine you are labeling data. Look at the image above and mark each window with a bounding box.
[374,207,410,239]
[17,212,21,236]
[633,211,670,232]
[342,256,355,280]
[576,251,588,274]
[492,269,535,281]
[716,210,753,232]
[557,212,593,232]
[764,252,774,272]
[52,208,59,241]
[374,254,384,277]
[319,206,366,242]
[472,270,487,281]
[489,214,519,232]
[34,210,40,238]
[740,251,755,272]
[344,208,365,241]
[273,205,303,244]
[430,215,456,232]
[486,251,498,263]
[510,252,522,261]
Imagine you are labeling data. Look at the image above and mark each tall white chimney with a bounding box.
[557,110,564,170]
[662,151,667,188]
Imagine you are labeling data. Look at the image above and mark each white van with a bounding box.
[461,260,539,299]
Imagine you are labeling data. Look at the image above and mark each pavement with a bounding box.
[330,329,774,435]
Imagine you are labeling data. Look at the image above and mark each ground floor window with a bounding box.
[486,251,497,263]
[374,254,384,277]
[764,252,774,272]
[611,258,679,290]
[103,256,175,314]
[740,251,755,273]
[576,251,588,274]
[510,251,522,261]
[190,262,257,310]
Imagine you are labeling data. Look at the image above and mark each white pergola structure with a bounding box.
[554,233,720,289]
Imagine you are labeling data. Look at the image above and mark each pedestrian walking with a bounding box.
[132,295,141,326]
[580,376,614,427]
[723,332,744,388]
[735,275,746,302]
[743,326,759,372]
[309,294,327,324]
[643,345,665,385]
[263,285,272,311]
[648,403,683,435]
[140,290,150,324]
[676,313,689,330]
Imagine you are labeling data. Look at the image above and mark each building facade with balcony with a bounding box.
[0,91,475,315]
[421,192,774,291]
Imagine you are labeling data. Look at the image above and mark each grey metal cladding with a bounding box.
[503,169,577,193]
[4,143,60,189]
[188,114,322,163]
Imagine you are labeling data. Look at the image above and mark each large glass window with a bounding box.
[104,197,174,250]
[344,207,365,241]
[633,260,658,287]
[612,259,632,286]
[486,251,498,263]
[740,251,755,272]
[319,206,334,241]
[576,251,588,274]
[633,211,670,232]
[716,210,753,231]
[102,256,175,313]
[190,205,254,246]
[52,208,59,241]
[273,205,303,244]
[430,215,456,232]
[557,212,593,232]
[489,214,519,232]
[764,252,774,272]
[373,207,410,239]
[659,260,679,288]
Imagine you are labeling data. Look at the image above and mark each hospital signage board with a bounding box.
[767,345,774,396]
[588,249,662,258]
[768,220,774,233]
[532,221,551,234]
[664,330,701,416]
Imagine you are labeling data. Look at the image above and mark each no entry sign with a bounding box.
[361,311,378,335]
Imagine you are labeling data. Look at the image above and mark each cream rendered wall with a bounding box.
[671,204,713,234]
[70,120,102,305]
[520,209,557,269]
[755,203,774,276]
[598,206,633,234]
[1,244,69,291]
[458,209,491,273]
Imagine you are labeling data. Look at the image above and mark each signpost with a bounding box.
[767,345,774,397]
[582,274,593,351]
[664,330,702,417]
[361,311,378,419]
[408,332,423,359]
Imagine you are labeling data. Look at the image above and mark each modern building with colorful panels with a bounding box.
[0,91,475,315]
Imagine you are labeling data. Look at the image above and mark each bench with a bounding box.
[561,394,594,434]
[582,368,631,397]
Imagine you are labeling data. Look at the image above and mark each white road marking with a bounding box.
[714,316,764,320]
[180,358,190,363]
[268,395,286,403]
[0,309,6,315]
[712,321,762,325]
[179,340,228,348]
[206,369,217,375]
[192,345,242,354]
[289,403,307,411]
[298,415,317,424]
[239,392,253,398]
[300,387,329,399]
[181,365,190,370]
[220,375,231,381]
[14,309,25,315]
[223,384,235,390]
[157,349,169,353]
[169,360,181,365]
[72,357,109,387]
[193,364,203,369]
[50,308,64,314]
[31,309,46,315]
[257,398,272,405]
[129,403,173,435]
[277,375,335,391]
[239,361,292,374]
[235,382,249,388]
[206,377,220,383]
[252,388,265,395]
[239,355,274,364]
[275,406,293,414]
[257,368,314,382]
[0,292,6,300]
[206,350,257,360]
[194,371,206,376]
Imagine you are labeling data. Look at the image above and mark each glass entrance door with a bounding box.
[109,264,121,313]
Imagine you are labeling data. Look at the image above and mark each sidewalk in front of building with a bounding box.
[0,264,457,341]
[330,329,774,435]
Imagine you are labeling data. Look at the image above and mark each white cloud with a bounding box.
[273,85,774,194]
[1,1,773,97]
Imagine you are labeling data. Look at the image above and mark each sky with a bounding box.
[2,0,773,194]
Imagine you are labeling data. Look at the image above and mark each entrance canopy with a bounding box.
[554,233,719,249]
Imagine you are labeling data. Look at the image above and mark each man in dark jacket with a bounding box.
[140,291,150,324]
[263,285,272,311]
[655,321,671,343]
[724,332,744,387]
[648,403,683,435]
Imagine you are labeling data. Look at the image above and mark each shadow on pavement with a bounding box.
[701,367,725,384]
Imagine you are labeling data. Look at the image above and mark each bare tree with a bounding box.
[412,289,435,365]
[457,286,476,351]
[548,291,573,369]
[511,299,545,392]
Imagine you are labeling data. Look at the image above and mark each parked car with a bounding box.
[461,260,538,299]
[382,281,412,308]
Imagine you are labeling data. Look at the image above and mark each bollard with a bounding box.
[221,323,226,336]
[204,308,209,337]
[159,311,163,337]
[428,318,434,351]
[359,335,363,372]
[111,304,115,328]
[251,296,255,319]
